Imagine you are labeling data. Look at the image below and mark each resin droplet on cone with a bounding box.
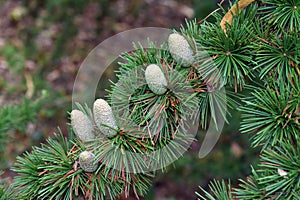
[79,151,98,172]
[93,99,118,137]
[168,33,194,66]
[145,64,168,95]
[71,110,95,142]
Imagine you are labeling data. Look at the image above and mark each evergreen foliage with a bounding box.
[7,0,300,199]
[236,143,300,199]
[13,131,124,200]
[195,0,300,199]
[196,179,233,200]
[0,99,36,136]
[240,79,299,149]
[196,3,257,91]
[0,171,14,200]
[0,94,46,155]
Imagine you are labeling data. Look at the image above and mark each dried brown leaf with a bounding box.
[220,0,256,33]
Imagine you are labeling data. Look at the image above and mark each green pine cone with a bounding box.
[168,33,194,66]
[70,110,95,142]
[145,64,168,95]
[78,151,98,173]
[93,99,118,137]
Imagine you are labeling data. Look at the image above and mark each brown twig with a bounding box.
[198,0,225,24]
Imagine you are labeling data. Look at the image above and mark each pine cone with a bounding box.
[168,33,194,66]
[93,99,118,137]
[71,110,95,142]
[78,151,98,172]
[145,64,168,95]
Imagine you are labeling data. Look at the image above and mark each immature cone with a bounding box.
[78,151,98,172]
[71,110,95,142]
[93,99,118,137]
[168,33,194,66]
[145,64,168,95]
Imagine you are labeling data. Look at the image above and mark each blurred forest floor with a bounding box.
[0,0,258,199]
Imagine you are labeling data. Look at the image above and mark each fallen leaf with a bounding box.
[220,0,256,33]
